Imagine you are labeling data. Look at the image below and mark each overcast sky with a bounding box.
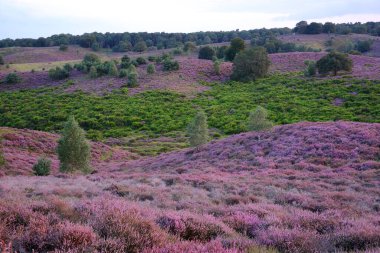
[1,0,379,39]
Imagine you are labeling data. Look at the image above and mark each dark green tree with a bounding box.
[57,116,91,173]
[198,46,215,60]
[316,51,353,76]
[231,47,270,82]
[225,37,245,61]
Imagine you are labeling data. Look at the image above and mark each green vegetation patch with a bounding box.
[0,76,379,145]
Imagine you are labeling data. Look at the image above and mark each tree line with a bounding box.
[1,21,379,50]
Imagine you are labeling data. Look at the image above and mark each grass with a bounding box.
[6,60,81,72]
[0,75,379,154]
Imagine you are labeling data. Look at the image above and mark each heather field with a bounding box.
[1,122,380,252]
[1,26,380,253]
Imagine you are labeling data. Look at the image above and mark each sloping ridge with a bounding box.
[0,127,139,176]
[127,121,380,173]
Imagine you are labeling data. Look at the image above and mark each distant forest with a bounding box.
[0,21,379,51]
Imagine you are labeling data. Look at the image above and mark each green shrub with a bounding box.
[172,48,183,56]
[4,73,22,84]
[91,42,100,52]
[198,46,215,60]
[112,41,132,52]
[213,59,221,75]
[32,157,51,176]
[304,60,317,77]
[225,37,245,61]
[147,64,156,74]
[63,63,73,72]
[317,51,353,76]
[133,41,147,52]
[119,69,128,78]
[57,116,91,173]
[184,42,197,52]
[148,56,157,62]
[49,67,69,80]
[0,55,4,65]
[120,55,131,69]
[163,59,179,71]
[108,61,119,77]
[136,57,147,65]
[59,44,68,51]
[187,110,209,147]
[216,46,228,59]
[247,106,273,131]
[128,72,138,87]
[89,66,98,78]
[356,40,372,53]
[231,47,270,82]
[83,53,101,70]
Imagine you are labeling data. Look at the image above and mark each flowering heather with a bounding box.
[0,121,379,252]
[0,127,138,176]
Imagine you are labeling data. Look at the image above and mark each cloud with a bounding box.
[0,0,379,38]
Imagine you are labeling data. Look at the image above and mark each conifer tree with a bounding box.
[247,106,273,131]
[57,116,91,173]
[187,111,209,147]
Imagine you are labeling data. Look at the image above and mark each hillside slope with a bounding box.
[0,127,138,176]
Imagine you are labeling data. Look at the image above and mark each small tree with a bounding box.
[48,67,70,80]
[4,73,22,84]
[89,66,98,78]
[32,157,51,176]
[187,111,209,147]
[108,61,119,77]
[0,55,4,65]
[304,60,317,77]
[147,64,156,74]
[231,47,270,82]
[119,69,128,78]
[134,41,147,52]
[316,51,352,76]
[225,37,245,61]
[57,116,91,173]
[213,59,221,75]
[247,106,273,131]
[184,42,197,53]
[198,46,215,60]
[127,65,139,87]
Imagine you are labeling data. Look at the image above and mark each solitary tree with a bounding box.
[316,51,352,76]
[231,47,270,82]
[57,116,91,174]
[187,111,209,147]
[198,46,215,60]
[247,106,273,131]
[147,64,156,74]
[127,65,139,87]
[108,61,119,77]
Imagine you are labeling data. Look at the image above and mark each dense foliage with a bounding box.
[3,73,22,84]
[32,157,51,176]
[247,106,273,131]
[294,21,380,35]
[162,59,180,71]
[0,76,379,140]
[225,37,245,61]
[187,110,209,147]
[231,47,270,82]
[48,66,70,80]
[57,116,91,173]
[316,51,353,75]
[198,46,215,60]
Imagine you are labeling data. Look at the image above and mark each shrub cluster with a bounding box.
[163,59,179,71]
[48,66,70,80]
[4,73,22,84]
[32,157,51,176]
[198,46,215,60]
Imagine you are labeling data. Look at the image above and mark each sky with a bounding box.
[0,0,379,39]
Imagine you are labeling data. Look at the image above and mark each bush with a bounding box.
[4,73,22,84]
[127,66,139,87]
[119,69,128,78]
[172,48,183,56]
[187,110,209,147]
[304,60,317,77]
[48,67,70,80]
[112,41,132,52]
[198,46,215,60]
[231,47,270,82]
[147,64,156,74]
[107,61,119,77]
[63,63,73,72]
[247,106,273,131]
[91,42,100,52]
[216,46,228,59]
[59,44,68,51]
[148,56,157,62]
[225,37,245,61]
[120,55,131,69]
[83,53,101,68]
[0,55,4,65]
[213,59,221,75]
[57,116,91,173]
[316,51,353,76]
[356,40,372,53]
[89,66,98,78]
[163,59,179,71]
[136,57,147,65]
[134,41,147,52]
[183,42,197,52]
[32,157,51,176]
